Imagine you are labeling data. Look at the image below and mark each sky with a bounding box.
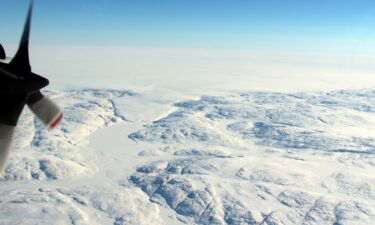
[1,0,375,53]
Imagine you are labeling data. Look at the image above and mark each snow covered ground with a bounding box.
[0,47,374,224]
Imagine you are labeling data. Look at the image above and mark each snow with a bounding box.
[0,46,374,224]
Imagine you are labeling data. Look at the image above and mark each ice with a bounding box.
[0,73,374,224]
[4,89,132,181]
[0,187,163,225]
[1,87,374,224]
[127,89,375,224]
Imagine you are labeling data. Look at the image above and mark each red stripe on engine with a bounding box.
[50,112,63,129]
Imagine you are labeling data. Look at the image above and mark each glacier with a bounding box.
[0,87,374,225]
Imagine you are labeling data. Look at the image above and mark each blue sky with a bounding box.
[1,0,375,53]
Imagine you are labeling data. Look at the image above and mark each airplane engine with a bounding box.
[0,44,5,60]
[0,2,63,177]
[27,91,63,129]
